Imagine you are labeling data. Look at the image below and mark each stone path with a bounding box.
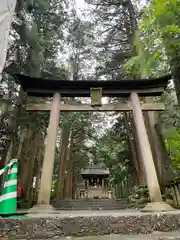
[8,231,179,240]
[2,232,180,240]
[59,231,180,239]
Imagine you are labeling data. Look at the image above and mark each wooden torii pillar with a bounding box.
[29,93,61,212]
[15,73,172,212]
[130,93,173,211]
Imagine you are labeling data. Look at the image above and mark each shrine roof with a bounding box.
[14,73,171,97]
[81,165,110,176]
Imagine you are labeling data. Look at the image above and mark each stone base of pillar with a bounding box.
[29,204,55,213]
[141,202,174,212]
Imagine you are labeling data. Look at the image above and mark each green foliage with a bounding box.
[164,129,180,173]
[129,185,149,208]
[125,0,180,77]
[67,12,95,80]
[85,0,139,80]
[89,115,132,189]
[0,0,69,157]
[124,0,180,179]
[57,110,95,183]
[157,89,180,173]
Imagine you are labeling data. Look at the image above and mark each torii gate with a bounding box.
[15,73,173,212]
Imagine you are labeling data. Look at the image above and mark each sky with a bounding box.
[75,0,89,10]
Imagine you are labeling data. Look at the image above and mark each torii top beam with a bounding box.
[14,74,171,97]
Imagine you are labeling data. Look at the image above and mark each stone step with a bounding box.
[51,199,129,210]
[51,199,118,203]
[1,211,180,239]
[54,207,128,210]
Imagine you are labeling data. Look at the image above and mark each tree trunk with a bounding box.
[65,167,73,199]
[64,130,73,199]
[172,62,180,105]
[11,87,26,160]
[20,131,43,207]
[126,0,137,40]
[34,143,44,203]
[124,112,139,185]
[69,168,73,199]
[56,124,71,200]
[25,132,40,207]
[17,127,27,159]
[144,111,172,187]
[144,111,162,186]
[130,112,147,185]
[19,127,33,195]
[156,123,173,185]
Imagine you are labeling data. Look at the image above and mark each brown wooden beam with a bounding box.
[25,87,165,97]
[26,103,165,112]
